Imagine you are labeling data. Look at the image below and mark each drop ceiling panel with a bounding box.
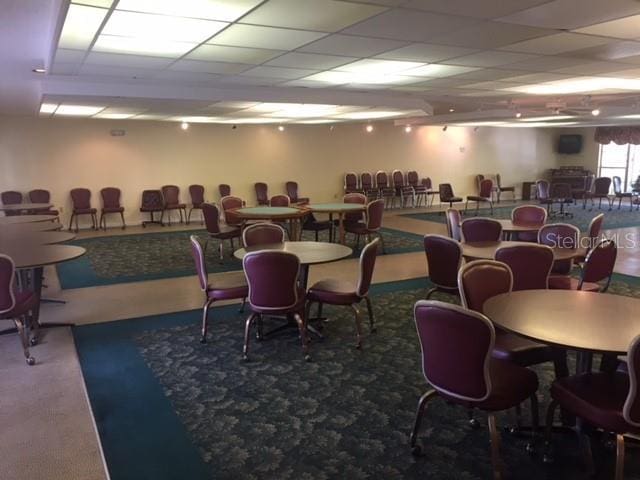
[568,41,640,62]
[375,43,478,62]
[169,60,251,74]
[449,69,527,81]
[153,71,222,82]
[265,52,357,69]
[208,25,327,50]
[78,64,158,78]
[505,55,589,71]
[54,49,87,64]
[58,4,108,50]
[115,0,263,22]
[298,34,407,57]
[186,44,284,64]
[573,15,640,40]
[72,0,114,7]
[500,33,613,55]
[429,22,554,49]
[553,61,635,75]
[442,51,538,67]
[402,0,552,19]
[85,52,175,69]
[239,65,319,79]
[93,36,197,57]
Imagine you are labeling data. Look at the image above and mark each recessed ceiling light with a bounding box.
[591,108,601,116]
[404,125,412,133]
[181,121,189,130]
[365,124,373,133]
[32,68,46,74]
[55,105,106,116]
[278,125,285,132]
[449,108,455,113]
[515,112,522,118]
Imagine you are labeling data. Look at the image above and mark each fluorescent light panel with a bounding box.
[519,115,576,122]
[115,0,262,21]
[55,105,106,116]
[93,35,196,57]
[39,103,58,114]
[58,4,108,50]
[507,77,640,95]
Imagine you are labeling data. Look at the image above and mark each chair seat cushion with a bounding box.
[0,290,37,319]
[165,203,186,209]
[551,372,639,434]
[210,224,241,240]
[344,222,369,235]
[207,272,248,301]
[304,220,332,231]
[467,196,490,202]
[492,331,554,366]
[140,207,163,212]
[102,206,124,213]
[548,276,600,292]
[307,279,359,305]
[74,208,97,214]
[250,287,307,315]
[444,196,463,202]
[499,187,515,192]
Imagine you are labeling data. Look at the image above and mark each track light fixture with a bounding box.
[442,125,448,131]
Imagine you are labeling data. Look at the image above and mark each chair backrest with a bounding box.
[361,172,373,190]
[254,182,268,205]
[495,244,553,291]
[581,239,617,289]
[536,180,550,201]
[593,177,611,195]
[243,250,300,310]
[141,190,163,209]
[202,203,222,234]
[28,189,50,203]
[161,185,180,206]
[445,208,462,242]
[242,222,286,247]
[414,300,494,402]
[584,174,595,193]
[587,213,605,246]
[189,235,208,291]
[0,255,16,314]
[461,218,502,242]
[422,177,433,189]
[344,193,366,223]
[345,172,358,191]
[218,184,231,197]
[538,223,580,249]
[70,188,91,209]
[1,191,22,205]
[512,204,547,225]
[270,194,290,207]
[623,334,640,427]
[375,171,389,189]
[478,179,493,198]
[220,195,243,225]
[392,170,404,188]
[365,199,384,230]
[189,184,205,205]
[285,181,299,201]
[357,238,379,297]
[407,171,419,187]
[100,187,121,208]
[423,234,462,290]
[613,175,624,194]
[496,173,504,188]
[551,182,572,199]
[458,259,513,313]
[438,183,454,201]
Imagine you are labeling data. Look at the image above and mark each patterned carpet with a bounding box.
[57,227,423,289]
[74,275,640,480]
[402,203,640,232]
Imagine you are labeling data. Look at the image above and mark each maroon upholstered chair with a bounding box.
[189,236,247,344]
[302,213,332,242]
[0,255,37,365]
[202,203,241,262]
[306,239,379,348]
[407,171,427,207]
[584,176,611,210]
[544,334,640,479]
[140,189,165,227]
[496,174,515,203]
[576,213,605,263]
[392,169,413,207]
[344,172,360,194]
[548,239,617,292]
[161,185,187,225]
[360,172,377,201]
[411,300,539,479]
[220,195,244,227]
[511,205,547,242]
[218,184,231,198]
[375,171,395,208]
[423,234,461,298]
[422,177,438,207]
[99,187,125,230]
[254,182,269,206]
[343,193,366,226]
[28,189,59,216]
[242,222,285,247]
[242,250,309,361]
[285,181,309,205]
[465,179,494,214]
[344,199,386,253]
[613,175,634,211]
[538,223,580,275]
[269,194,290,207]
[438,183,462,209]
[187,184,205,225]
[445,208,462,241]
[550,182,575,218]
[1,191,23,216]
[69,188,97,232]
[461,217,502,242]
[536,180,554,215]
[495,244,554,291]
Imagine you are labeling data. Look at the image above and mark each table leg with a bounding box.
[29,266,75,337]
[328,213,334,243]
[339,212,346,244]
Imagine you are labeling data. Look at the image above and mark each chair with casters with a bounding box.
[407,171,427,207]
[423,234,461,299]
[1,191,23,216]
[242,222,285,247]
[344,172,360,194]
[466,178,494,214]
[286,181,309,205]
[255,182,269,206]
[161,185,187,225]
[202,203,241,262]
[99,187,125,230]
[511,205,547,242]
[613,175,634,211]
[410,300,539,479]
[495,244,554,291]
[548,239,617,292]
[218,184,231,198]
[375,171,396,209]
[550,182,575,218]
[445,208,462,242]
[344,199,386,253]
[461,217,502,242]
[536,180,554,216]
[220,195,244,228]
[438,183,462,209]
[242,250,310,361]
[360,172,378,201]
[140,190,164,227]
[0,255,37,365]
[538,223,580,276]
[306,238,379,348]
[69,188,97,232]
[583,176,611,210]
[187,184,205,225]
[544,334,640,480]
[496,174,515,203]
[28,189,59,216]
[189,236,247,344]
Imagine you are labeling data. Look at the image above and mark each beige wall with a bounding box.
[0,116,557,228]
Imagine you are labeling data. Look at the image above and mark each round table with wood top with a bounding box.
[0,203,53,213]
[0,214,59,225]
[496,220,542,239]
[0,231,75,245]
[462,240,587,261]
[233,207,308,240]
[3,220,63,232]
[307,203,366,245]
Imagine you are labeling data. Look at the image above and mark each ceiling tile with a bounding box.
[500,33,612,55]
[408,77,473,88]
[499,72,575,83]
[208,25,327,50]
[54,49,87,64]
[449,68,526,81]
[186,44,284,64]
[78,64,158,78]
[73,0,113,7]
[93,36,197,57]
[115,0,263,22]
[215,75,286,86]
[498,0,640,30]
[58,4,108,50]
[265,52,357,69]
[552,61,635,75]
[298,34,407,57]
[169,59,251,74]
[375,43,477,62]
[239,66,319,79]
[84,52,174,69]
[505,56,588,71]
[573,15,640,40]
[402,64,480,77]
[239,0,386,32]
[402,0,552,19]
[460,80,525,90]
[566,41,640,62]
[429,21,554,49]
[51,63,80,75]
[605,67,640,78]
[343,8,480,42]
[442,51,538,67]
[354,0,404,5]
[154,71,222,83]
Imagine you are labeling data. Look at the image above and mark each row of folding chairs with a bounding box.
[344,171,438,209]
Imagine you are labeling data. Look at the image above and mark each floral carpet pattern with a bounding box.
[57,227,423,289]
[402,203,640,232]
[73,274,640,480]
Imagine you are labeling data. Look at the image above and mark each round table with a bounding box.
[462,241,587,261]
[307,203,365,245]
[0,203,52,213]
[0,215,59,225]
[233,207,308,240]
[496,220,542,239]
[0,231,75,246]
[3,221,63,232]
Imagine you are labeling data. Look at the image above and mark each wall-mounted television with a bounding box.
[557,134,583,154]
